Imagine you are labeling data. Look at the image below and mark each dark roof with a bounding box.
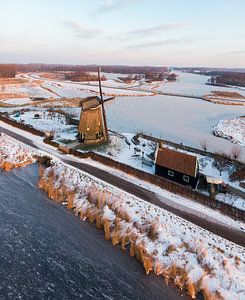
[156,147,198,177]
[79,96,101,110]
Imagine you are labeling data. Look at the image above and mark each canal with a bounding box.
[0,164,190,299]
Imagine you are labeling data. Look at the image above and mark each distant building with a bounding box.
[77,96,108,145]
[155,147,199,189]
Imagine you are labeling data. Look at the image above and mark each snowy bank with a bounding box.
[0,134,36,171]
[213,117,245,146]
[39,160,245,300]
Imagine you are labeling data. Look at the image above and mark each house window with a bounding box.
[183,175,190,182]
[168,170,174,177]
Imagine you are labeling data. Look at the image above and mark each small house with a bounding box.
[155,147,199,189]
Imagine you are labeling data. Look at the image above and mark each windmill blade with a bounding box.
[97,66,103,103]
[97,66,109,141]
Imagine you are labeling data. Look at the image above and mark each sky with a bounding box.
[0,0,245,67]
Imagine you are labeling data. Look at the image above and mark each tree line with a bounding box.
[0,64,16,78]
[15,64,168,74]
[145,72,177,82]
[209,72,245,87]
[65,72,106,82]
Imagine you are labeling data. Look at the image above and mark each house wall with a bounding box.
[155,164,199,189]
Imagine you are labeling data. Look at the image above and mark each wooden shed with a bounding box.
[155,147,199,189]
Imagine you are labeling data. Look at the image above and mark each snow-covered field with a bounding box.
[42,81,154,97]
[0,134,36,170]
[3,97,31,105]
[39,159,245,300]
[213,117,245,146]
[1,82,55,101]
[154,72,245,98]
[1,72,245,161]
[10,111,77,140]
[41,82,94,98]
[78,133,156,174]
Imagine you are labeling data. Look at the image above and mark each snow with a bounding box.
[155,71,245,98]
[216,194,245,211]
[0,133,37,169]
[30,73,154,97]
[213,117,245,146]
[10,110,77,140]
[2,82,55,99]
[77,156,245,232]
[0,120,244,234]
[39,159,245,299]
[77,133,155,174]
[48,81,154,97]
[111,137,245,194]
[3,98,31,105]
[205,95,245,105]
[41,82,94,98]
[198,156,245,191]
[104,95,245,161]
[1,72,245,161]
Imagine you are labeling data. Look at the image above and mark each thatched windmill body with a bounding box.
[77,67,109,145]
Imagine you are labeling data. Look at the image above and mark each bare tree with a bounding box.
[149,141,157,152]
[200,139,208,152]
[212,159,226,176]
[231,145,242,160]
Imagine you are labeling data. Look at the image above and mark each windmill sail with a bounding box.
[97,66,109,141]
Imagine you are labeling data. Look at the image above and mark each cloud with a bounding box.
[111,23,188,41]
[221,50,245,55]
[63,20,101,38]
[94,0,140,15]
[126,37,198,49]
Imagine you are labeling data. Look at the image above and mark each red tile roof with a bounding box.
[156,147,198,177]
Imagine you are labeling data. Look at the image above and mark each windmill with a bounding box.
[77,66,109,145]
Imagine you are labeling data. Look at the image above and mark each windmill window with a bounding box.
[183,175,190,182]
[168,170,174,177]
